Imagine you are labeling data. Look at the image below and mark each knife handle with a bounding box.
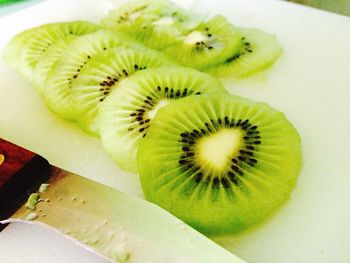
[0,138,51,222]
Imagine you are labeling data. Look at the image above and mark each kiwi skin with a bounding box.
[137,94,302,235]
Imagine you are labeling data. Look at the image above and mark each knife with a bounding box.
[0,138,244,263]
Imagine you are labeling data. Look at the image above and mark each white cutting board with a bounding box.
[0,0,350,262]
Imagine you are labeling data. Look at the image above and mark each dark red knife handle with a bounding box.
[0,138,51,225]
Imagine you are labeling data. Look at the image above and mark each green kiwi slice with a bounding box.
[98,68,227,173]
[71,47,177,135]
[42,30,141,121]
[137,94,302,235]
[163,15,243,70]
[3,21,100,81]
[32,37,75,93]
[206,28,283,78]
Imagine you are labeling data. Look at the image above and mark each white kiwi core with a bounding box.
[196,128,243,171]
[147,100,171,120]
[153,17,175,26]
[184,31,207,45]
[129,11,142,21]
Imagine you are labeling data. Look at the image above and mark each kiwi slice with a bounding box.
[42,30,141,121]
[98,68,226,173]
[32,37,75,93]
[137,94,302,235]
[71,47,177,135]
[162,15,243,70]
[206,28,283,78]
[3,21,100,81]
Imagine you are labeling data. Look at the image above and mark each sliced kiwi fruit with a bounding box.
[32,37,75,93]
[137,94,302,235]
[71,47,177,135]
[98,68,227,173]
[42,30,141,121]
[163,15,243,70]
[206,28,283,78]
[3,21,100,81]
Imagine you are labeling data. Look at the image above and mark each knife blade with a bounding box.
[0,138,244,263]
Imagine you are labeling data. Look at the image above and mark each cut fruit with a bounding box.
[206,28,283,78]
[98,68,227,173]
[42,30,141,121]
[137,94,302,235]
[32,37,75,93]
[163,15,243,70]
[3,21,100,81]
[71,47,177,135]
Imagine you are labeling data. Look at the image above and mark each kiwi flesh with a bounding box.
[163,15,243,70]
[3,21,100,81]
[137,94,302,235]
[42,30,141,121]
[71,47,177,135]
[102,0,171,28]
[206,28,283,78]
[32,37,75,93]
[98,68,227,173]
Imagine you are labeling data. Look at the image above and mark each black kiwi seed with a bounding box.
[195,173,203,183]
[179,159,187,165]
[228,172,239,185]
[221,177,229,188]
[213,177,220,187]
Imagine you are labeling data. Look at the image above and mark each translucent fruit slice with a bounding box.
[206,28,283,78]
[163,15,243,70]
[71,47,177,135]
[42,30,141,121]
[32,36,75,93]
[137,94,302,235]
[98,68,227,173]
[3,21,100,81]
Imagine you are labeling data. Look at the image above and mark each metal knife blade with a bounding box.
[0,138,244,263]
